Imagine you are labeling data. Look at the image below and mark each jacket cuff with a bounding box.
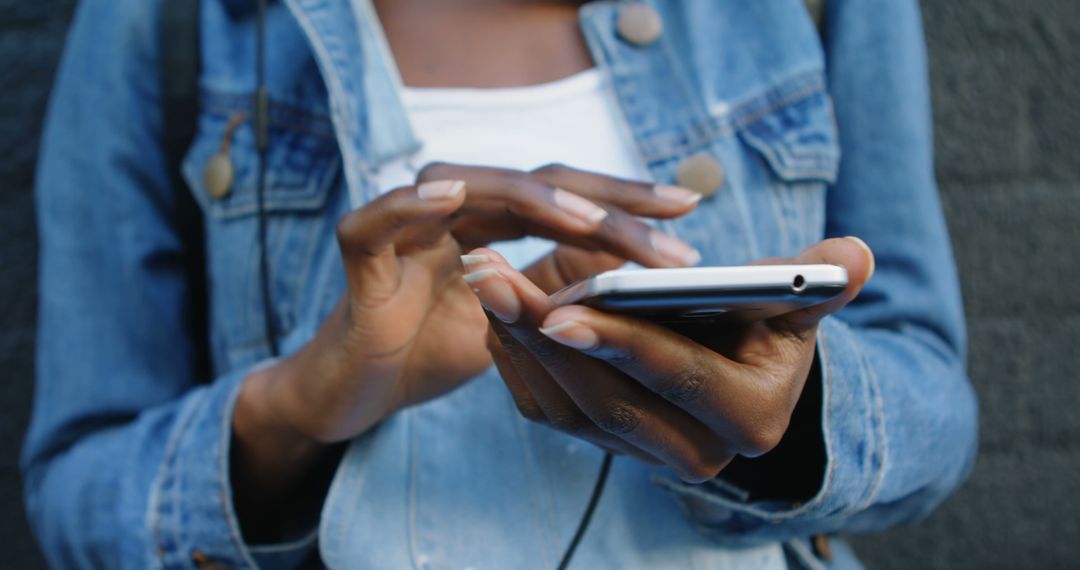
[652,317,885,544]
[148,360,318,568]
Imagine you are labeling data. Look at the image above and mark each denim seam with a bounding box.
[214,374,261,569]
[147,385,202,567]
[200,92,333,124]
[639,71,829,165]
[282,0,371,208]
[206,153,341,221]
[853,335,889,512]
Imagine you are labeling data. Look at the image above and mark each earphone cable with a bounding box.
[557,452,613,570]
[255,0,277,357]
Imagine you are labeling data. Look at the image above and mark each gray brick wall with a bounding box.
[849,1,1080,567]
[1,1,1076,568]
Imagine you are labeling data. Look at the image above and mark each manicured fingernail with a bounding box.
[844,236,875,280]
[460,254,491,267]
[539,320,598,351]
[417,179,464,200]
[463,269,520,323]
[653,184,702,206]
[553,188,608,226]
[650,231,702,266]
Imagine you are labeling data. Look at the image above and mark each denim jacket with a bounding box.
[23,0,978,568]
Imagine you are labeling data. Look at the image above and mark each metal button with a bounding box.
[203,150,234,199]
[203,113,248,200]
[616,4,663,46]
[675,152,725,198]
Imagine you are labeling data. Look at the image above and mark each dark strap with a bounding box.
[161,0,210,380]
[804,0,826,31]
[162,0,200,180]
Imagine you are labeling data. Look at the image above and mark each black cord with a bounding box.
[255,0,277,357]
[557,452,613,570]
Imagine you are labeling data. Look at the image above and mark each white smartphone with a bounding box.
[549,264,848,323]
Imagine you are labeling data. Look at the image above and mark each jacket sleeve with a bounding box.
[655,0,978,543]
[21,1,313,567]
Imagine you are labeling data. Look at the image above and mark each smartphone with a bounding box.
[549,265,847,323]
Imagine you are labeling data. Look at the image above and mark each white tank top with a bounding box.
[372,68,648,268]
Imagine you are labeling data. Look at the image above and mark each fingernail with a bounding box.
[844,236,875,280]
[463,269,521,323]
[653,184,702,206]
[553,188,608,226]
[650,231,702,266]
[539,320,598,351]
[460,254,491,267]
[418,179,465,200]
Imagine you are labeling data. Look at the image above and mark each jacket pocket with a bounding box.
[735,80,841,186]
[181,93,340,220]
[180,92,344,369]
[732,74,840,257]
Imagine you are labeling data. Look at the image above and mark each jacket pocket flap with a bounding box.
[736,87,840,184]
[182,96,340,220]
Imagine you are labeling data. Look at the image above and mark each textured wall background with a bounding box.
[1,1,1077,568]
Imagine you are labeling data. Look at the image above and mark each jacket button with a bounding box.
[203,150,234,199]
[675,152,725,198]
[616,4,663,46]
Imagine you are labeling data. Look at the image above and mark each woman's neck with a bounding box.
[372,0,594,88]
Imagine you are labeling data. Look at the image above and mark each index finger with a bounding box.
[531,163,702,219]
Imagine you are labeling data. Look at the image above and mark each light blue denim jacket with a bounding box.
[24,0,978,568]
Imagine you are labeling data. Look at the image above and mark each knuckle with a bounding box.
[531,162,571,178]
[602,347,640,368]
[335,212,360,245]
[660,363,710,404]
[416,161,451,181]
[531,338,571,364]
[739,420,789,457]
[547,410,589,436]
[592,401,642,435]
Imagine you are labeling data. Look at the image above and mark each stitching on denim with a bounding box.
[147,384,203,567]
[282,0,371,208]
[211,153,342,221]
[200,100,336,140]
[215,377,261,569]
[738,129,838,183]
[201,92,331,122]
[639,72,831,166]
[852,336,889,512]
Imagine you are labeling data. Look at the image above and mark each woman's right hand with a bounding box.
[229,164,704,526]
[241,163,705,447]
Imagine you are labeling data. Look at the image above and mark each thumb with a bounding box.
[768,236,875,333]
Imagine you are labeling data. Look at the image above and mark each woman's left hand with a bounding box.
[464,237,875,482]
